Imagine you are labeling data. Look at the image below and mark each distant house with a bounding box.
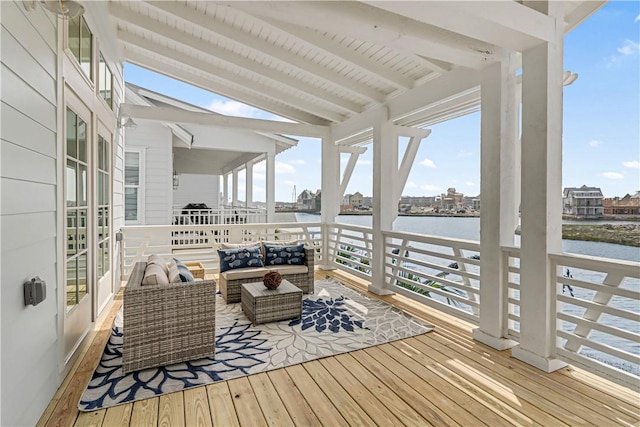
[350,192,364,208]
[297,189,317,211]
[603,191,640,216]
[563,185,604,218]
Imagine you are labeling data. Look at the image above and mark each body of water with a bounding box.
[297,213,640,375]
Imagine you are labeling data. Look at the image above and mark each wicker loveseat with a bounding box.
[219,246,315,303]
[122,262,216,374]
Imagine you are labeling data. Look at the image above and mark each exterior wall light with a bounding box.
[23,0,85,19]
[173,171,179,190]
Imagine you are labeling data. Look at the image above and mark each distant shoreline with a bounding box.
[284,210,640,247]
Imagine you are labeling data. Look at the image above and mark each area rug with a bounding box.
[79,277,434,411]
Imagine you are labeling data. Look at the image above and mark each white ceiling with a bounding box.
[109,1,605,140]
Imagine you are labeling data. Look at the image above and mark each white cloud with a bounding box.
[405,181,418,189]
[601,172,624,180]
[253,161,296,175]
[465,181,475,187]
[289,159,306,165]
[635,14,640,23]
[588,140,603,147]
[205,99,289,121]
[617,40,640,56]
[458,149,473,157]
[356,160,372,166]
[623,160,640,169]
[419,158,437,168]
[420,184,440,191]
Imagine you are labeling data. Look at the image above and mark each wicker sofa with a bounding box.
[122,262,216,374]
[219,247,315,303]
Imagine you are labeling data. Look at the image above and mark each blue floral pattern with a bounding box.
[79,278,433,411]
[289,297,366,333]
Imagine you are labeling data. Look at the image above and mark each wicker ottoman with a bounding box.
[241,280,303,325]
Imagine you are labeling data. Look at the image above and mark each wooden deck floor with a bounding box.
[39,271,640,427]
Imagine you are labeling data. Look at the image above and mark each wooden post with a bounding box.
[245,162,254,209]
[232,169,239,207]
[321,134,340,269]
[265,151,275,223]
[473,51,519,350]
[512,0,566,372]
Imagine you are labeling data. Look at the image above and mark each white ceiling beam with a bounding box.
[363,1,555,52]
[120,104,330,138]
[123,46,328,126]
[221,1,496,69]
[126,86,193,147]
[148,1,388,103]
[223,153,264,175]
[224,7,416,90]
[119,32,346,123]
[339,146,367,155]
[110,4,363,115]
[332,67,481,142]
[339,151,362,199]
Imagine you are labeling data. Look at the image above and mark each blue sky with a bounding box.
[125,1,639,202]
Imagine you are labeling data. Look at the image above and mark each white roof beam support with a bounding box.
[123,46,328,125]
[119,32,346,123]
[245,162,254,209]
[120,104,330,138]
[149,1,388,103]
[111,4,362,115]
[513,1,566,373]
[333,67,481,142]
[231,11,415,90]
[364,1,555,52]
[338,150,364,202]
[266,150,276,222]
[393,127,430,204]
[231,1,495,69]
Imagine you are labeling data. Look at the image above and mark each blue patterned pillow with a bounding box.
[217,246,263,272]
[263,243,305,266]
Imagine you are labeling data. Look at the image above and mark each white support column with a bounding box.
[222,173,229,206]
[321,134,341,269]
[472,51,519,350]
[232,169,239,207]
[245,162,254,209]
[265,151,276,222]
[369,108,396,295]
[512,0,566,372]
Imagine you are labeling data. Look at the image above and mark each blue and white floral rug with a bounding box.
[79,277,434,411]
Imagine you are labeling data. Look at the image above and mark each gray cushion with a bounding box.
[142,263,169,285]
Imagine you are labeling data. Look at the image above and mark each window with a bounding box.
[97,134,111,279]
[98,53,113,108]
[66,108,89,309]
[125,151,143,223]
[68,15,93,80]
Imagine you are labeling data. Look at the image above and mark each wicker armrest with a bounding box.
[122,262,216,373]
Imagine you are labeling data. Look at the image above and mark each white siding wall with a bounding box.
[0,2,59,425]
[173,174,220,209]
[0,2,125,424]
[125,122,173,225]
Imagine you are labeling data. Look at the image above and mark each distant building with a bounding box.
[350,192,364,208]
[603,191,640,216]
[562,185,604,218]
[399,196,436,206]
[440,188,464,210]
[297,189,318,211]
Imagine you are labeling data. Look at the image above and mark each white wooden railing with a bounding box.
[172,206,267,225]
[325,223,481,324]
[501,246,640,391]
[383,230,481,324]
[120,222,321,278]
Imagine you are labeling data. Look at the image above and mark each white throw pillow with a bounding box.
[142,263,169,285]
